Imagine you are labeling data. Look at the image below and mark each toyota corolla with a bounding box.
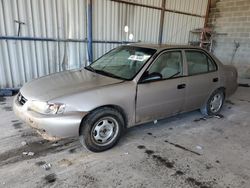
[13,44,238,152]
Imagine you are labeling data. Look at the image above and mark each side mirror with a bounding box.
[140,72,162,83]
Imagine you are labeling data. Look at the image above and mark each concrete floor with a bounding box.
[0,86,250,188]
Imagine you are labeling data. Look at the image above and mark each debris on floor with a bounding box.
[214,114,224,119]
[194,114,224,122]
[196,145,203,150]
[21,141,27,146]
[41,163,52,170]
[35,161,52,170]
[22,151,35,156]
[58,159,73,167]
[51,142,59,147]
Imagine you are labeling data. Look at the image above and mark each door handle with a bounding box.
[177,84,186,89]
[213,77,218,82]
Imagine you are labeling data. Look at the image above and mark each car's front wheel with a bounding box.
[80,107,125,152]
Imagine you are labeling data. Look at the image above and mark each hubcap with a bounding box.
[210,93,223,113]
[91,117,119,146]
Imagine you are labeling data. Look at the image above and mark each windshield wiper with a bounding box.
[84,65,96,73]
[94,69,125,80]
[168,71,181,79]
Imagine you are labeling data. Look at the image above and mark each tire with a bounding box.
[200,89,225,116]
[79,107,125,152]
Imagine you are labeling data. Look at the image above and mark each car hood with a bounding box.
[20,69,123,101]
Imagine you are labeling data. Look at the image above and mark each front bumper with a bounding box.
[13,95,86,141]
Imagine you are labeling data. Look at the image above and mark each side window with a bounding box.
[186,51,217,75]
[148,51,182,79]
[208,58,216,71]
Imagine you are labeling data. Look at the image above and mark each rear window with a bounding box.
[185,51,217,75]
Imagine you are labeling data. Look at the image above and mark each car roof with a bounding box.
[127,43,203,51]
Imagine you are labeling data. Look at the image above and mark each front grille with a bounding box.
[17,93,27,106]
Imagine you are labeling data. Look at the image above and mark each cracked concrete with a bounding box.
[0,86,249,188]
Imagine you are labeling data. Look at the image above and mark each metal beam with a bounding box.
[0,36,134,44]
[111,0,205,18]
[0,36,88,42]
[158,0,166,44]
[204,0,212,27]
[87,0,93,63]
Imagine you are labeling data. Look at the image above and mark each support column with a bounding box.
[87,0,93,63]
[204,0,212,27]
[158,0,166,44]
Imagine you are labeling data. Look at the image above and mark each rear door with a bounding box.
[184,50,219,111]
[136,50,186,123]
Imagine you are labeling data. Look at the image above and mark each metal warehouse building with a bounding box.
[1,1,250,187]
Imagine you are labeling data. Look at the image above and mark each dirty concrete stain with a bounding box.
[0,102,6,105]
[11,120,19,123]
[69,148,77,153]
[137,145,174,169]
[0,97,6,102]
[226,100,235,105]
[145,149,154,155]
[21,131,38,137]
[215,160,220,164]
[185,177,213,188]
[137,145,146,149]
[194,117,207,122]
[174,170,185,176]
[12,122,22,129]
[137,145,215,187]
[2,106,12,111]
[75,174,98,187]
[152,154,175,169]
[0,139,77,166]
[206,164,213,170]
[164,140,201,156]
[44,173,57,184]
[239,99,250,103]
[35,161,46,166]
[211,127,224,134]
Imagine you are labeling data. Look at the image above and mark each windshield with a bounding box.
[86,46,156,80]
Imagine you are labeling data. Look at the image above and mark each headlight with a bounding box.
[29,101,65,114]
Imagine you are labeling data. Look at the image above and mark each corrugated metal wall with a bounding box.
[162,0,208,44]
[92,0,162,59]
[0,0,87,88]
[0,0,208,89]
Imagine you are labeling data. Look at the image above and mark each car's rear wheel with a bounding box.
[79,107,125,152]
[201,89,225,116]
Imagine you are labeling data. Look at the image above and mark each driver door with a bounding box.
[136,50,186,123]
